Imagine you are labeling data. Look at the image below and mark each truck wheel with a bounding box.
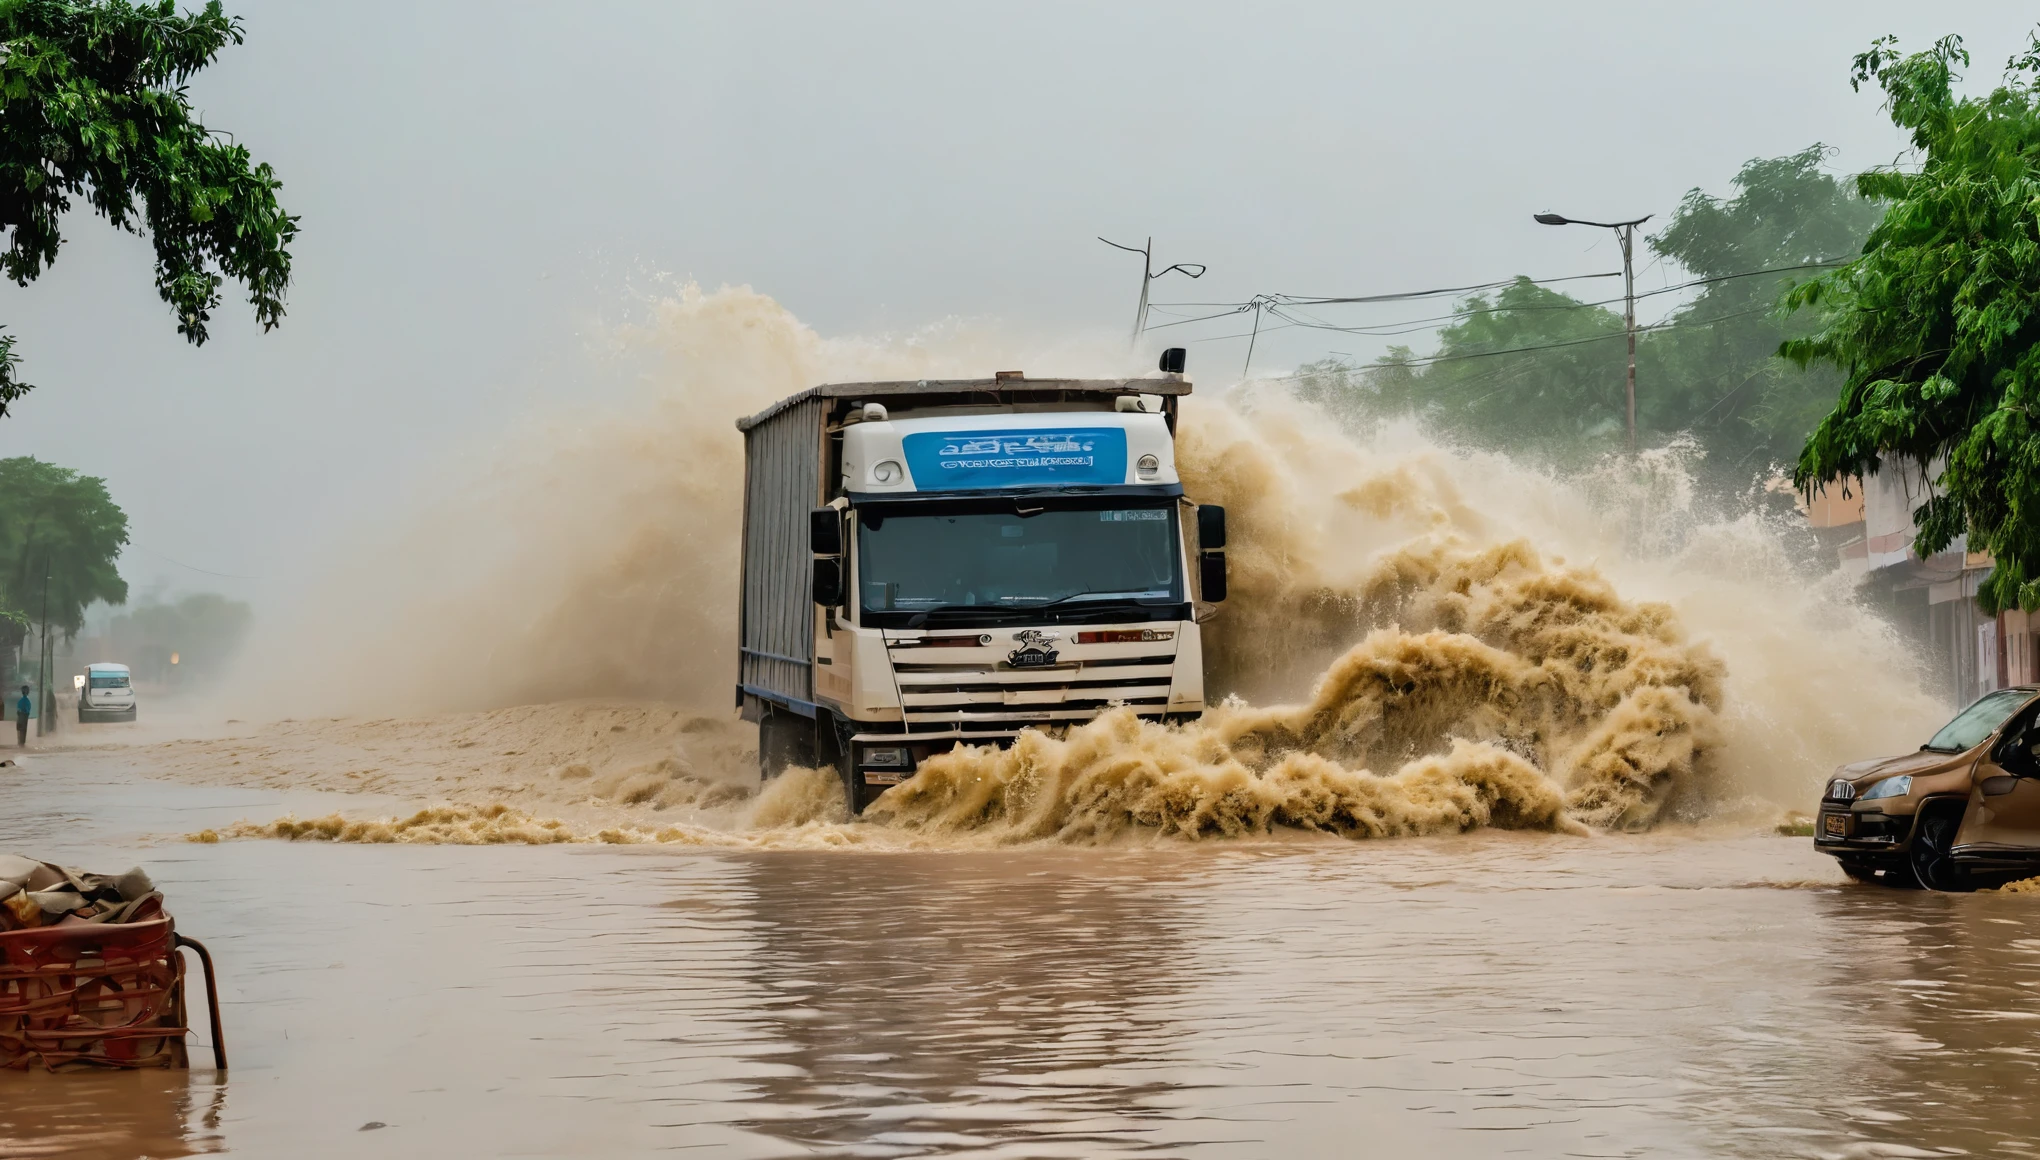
[1909,804,1974,892]
[756,710,815,781]
[839,759,871,818]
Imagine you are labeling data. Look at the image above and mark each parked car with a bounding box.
[78,663,137,723]
[1815,686,2040,890]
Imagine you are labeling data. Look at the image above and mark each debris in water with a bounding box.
[1,855,163,929]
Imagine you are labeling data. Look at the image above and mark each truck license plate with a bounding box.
[1008,651,1059,669]
[1823,813,1848,838]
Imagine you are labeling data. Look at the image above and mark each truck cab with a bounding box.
[735,362,1224,814]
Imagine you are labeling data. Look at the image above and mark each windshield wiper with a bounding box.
[902,605,1037,628]
[900,594,1177,627]
[1013,591,1177,611]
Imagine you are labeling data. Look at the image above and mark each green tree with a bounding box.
[1646,146,1881,471]
[0,0,297,414]
[99,589,249,682]
[1415,277,1628,445]
[0,456,129,674]
[1297,150,1878,475]
[1789,32,2040,613]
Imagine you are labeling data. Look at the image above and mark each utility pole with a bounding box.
[1534,212,1651,450]
[1098,237,1207,348]
[1241,295,1275,378]
[35,555,48,738]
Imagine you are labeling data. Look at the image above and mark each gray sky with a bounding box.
[2,1,2033,608]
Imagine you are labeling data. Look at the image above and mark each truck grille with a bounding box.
[886,639,1176,733]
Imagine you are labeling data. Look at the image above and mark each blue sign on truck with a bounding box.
[901,427,1128,490]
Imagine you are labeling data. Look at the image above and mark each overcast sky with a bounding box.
[2,1,2033,608]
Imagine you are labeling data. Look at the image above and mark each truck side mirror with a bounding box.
[1197,504,1226,551]
[810,508,844,556]
[1199,551,1227,603]
[812,557,844,607]
[1159,347,1187,374]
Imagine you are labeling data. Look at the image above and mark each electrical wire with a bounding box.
[1147,259,1851,335]
[122,542,263,581]
[1238,305,1777,369]
[1275,270,1623,305]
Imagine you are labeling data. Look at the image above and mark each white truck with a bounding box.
[734,349,1227,814]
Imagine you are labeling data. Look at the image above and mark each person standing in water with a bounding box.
[14,684,29,747]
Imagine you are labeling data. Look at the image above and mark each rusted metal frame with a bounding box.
[173,934,226,1070]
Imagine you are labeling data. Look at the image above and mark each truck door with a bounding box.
[1954,703,2040,859]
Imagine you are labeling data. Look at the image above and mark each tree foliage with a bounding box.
[1788,33,2040,613]
[1647,146,1880,469]
[0,456,129,668]
[0,0,297,415]
[1297,148,1876,476]
[96,589,248,681]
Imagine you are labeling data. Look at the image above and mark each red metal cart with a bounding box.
[0,910,225,1072]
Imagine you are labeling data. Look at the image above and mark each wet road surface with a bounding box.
[5,754,2039,1158]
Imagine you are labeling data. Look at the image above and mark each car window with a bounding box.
[1925,689,2034,752]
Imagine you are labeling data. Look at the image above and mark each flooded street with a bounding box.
[9,753,2040,1158]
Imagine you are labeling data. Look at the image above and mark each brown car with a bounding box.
[1815,686,2040,890]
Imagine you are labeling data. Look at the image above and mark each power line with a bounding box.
[1147,259,1851,335]
[1149,270,1620,312]
[1245,305,1777,370]
[1276,270,1623,305]
[1139,305,1252,331]
[123,542,264,581]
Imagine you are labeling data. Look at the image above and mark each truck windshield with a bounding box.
[88,674,130,689]
[858,502,1181,621]
[1922,688,2033,752]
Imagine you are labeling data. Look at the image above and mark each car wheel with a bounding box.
[1909,805,1974,892]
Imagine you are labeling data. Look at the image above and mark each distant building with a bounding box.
[1811,466,2028,704]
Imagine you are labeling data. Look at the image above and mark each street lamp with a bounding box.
[1098,236,1207,348]
[1536,211,1651,450]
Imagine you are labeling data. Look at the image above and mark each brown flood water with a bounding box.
[6,755,2040,1159]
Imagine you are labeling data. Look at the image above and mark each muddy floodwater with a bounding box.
[7,754,2040,1158]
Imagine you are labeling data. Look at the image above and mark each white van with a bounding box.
[79,663,137,722]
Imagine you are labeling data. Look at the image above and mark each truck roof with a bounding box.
[736,375,1192,432]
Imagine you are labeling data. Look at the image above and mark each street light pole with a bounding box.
[1534,211,1651,450]
[1098,237,1208,349]
[35,555,48,738]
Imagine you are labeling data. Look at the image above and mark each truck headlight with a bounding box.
[872,460,903,484]
[1859,775,1913,802]
[1136,453,1160,479]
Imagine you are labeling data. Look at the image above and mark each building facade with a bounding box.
[1812,467,2032,704]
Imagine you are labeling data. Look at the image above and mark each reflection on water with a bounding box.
[13,760,2040,1157]
[0,1071,223,1157]
[726,853,1204,1155]
[1805,889,2040,1155]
